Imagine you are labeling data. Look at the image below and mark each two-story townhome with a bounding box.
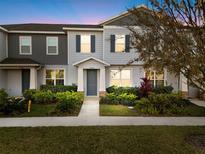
[0,6,198,98]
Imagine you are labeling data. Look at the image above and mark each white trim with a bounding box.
[67,31,70,64]
[63,27,103,31]
[0,26,8,32]
[44,68,66,86]
[73,57,110,66]
[5,34,8,58]
[0,64,40,67]
[9,31,65,34]
[46,36,59,55]
[19,36,32,55]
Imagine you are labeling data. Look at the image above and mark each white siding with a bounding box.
[7,70,22,96]
[0,31,7,89]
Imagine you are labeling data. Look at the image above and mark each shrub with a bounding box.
[153,86,174,94]
[135,93,190,115]
[0,89,8,111]
[23,89,37,101]
[117,93,137,106]
[139,77,152,98]
[2,97,27,115]
[55,92,84,113]
[100,93,137,106]
[106,86,139,96]
[40,85,77,93]
[33,90,55,104]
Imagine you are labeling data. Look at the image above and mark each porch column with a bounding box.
[99,68,106,97]
[30,68,37,89]
[180,73,188,98]
[77,67,84,92]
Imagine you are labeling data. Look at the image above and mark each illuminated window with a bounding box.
[81,35,91,53]
[19,36,32,55]
[146,70,164,87]
[46,69,64,85]
[46,37,58,55]
[110,69,131,87]
[115,35,125,52]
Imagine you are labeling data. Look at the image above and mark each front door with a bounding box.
[22,69,30,93]
[87,69,97,96]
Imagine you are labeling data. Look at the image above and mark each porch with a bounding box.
[0,58,42,96]
[73,57,110,97]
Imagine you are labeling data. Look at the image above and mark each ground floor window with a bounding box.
[45,69,64,85]
[145,70,164,87]
[110,69,131,87]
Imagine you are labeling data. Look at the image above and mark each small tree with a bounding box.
[128,0,205,92]
[139,77,152,97]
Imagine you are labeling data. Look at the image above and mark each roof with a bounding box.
[99,5,148,25]
[73,57,110,66]
[1,23,103,32]
[0,58,41,67]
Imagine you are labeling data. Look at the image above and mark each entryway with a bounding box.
[87,69,97,96]
[22,69,30,93]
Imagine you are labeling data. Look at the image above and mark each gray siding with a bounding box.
[8,34,67,65]
[67,31,103,85]
[68,31,103,64]
[103,26,141,65]
[0,31,7,89]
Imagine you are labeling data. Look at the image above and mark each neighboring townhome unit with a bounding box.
[0,6,198,98]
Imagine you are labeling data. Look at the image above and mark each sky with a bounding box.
[0,0,146,25]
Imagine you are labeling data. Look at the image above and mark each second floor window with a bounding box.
[19,36,32,55]
[76,35,95,53]
[115,35,125,52]
[111,35,130,53]
[46,37,58,55]
[81,35,91,53]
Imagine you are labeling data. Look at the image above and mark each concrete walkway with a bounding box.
[190,99,205,107]
[0,98,205,127]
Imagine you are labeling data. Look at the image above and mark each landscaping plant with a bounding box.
[40,85,77,93]
[33,90,55,104]
[139,77,152,98]
[135,93,190,115]
[55,92,84,113]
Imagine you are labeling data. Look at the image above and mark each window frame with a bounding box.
[115,34,125,53]
[19,36,32,55]
[45,68,65,86]
[145,70,166,87]
[80,35,91,53]
[110,69,132,87]
[46,36,59,55]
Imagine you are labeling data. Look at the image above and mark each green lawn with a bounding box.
[0,126,204,153]
[0,104,80,117]
[100,103,205,116]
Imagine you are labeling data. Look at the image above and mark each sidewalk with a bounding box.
[0,98,205,127]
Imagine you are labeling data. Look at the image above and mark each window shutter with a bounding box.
[125,35,130,52]
[76,35,81,52]
[110,35,115,52]
[91,35,95,53]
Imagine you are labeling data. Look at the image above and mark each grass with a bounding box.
[0,126,204,153]
[0,104,81,117]
[100,103,205,116]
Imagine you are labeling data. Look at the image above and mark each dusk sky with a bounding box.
[0,0,146,25]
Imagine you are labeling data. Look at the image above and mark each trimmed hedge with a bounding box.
[106,86,139,96]
[33,90,55,104]
[40,85,77,93]
[100,93,137,106]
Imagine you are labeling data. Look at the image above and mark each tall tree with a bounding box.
[128,0,205,92]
